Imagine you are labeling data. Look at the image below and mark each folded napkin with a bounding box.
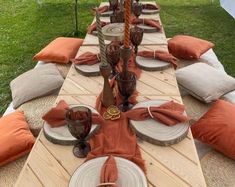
[94,5,110,14]
[131,18,161,30]
[42,100,103,127]
[87,21,109,34]
[125,101,189,126]
[98,156,118,187]
[71,52,100,65]
[137,50,178,69]
[142,3,160,10]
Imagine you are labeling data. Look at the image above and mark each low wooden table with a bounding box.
[15,2,206,187]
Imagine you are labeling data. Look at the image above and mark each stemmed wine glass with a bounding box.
[109,0,119,11]
[66,106,92,158]
[106,42,121,78]
[116,71,137,112]
[130,25,144,55]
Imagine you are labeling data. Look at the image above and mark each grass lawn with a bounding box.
[0,0,234,115]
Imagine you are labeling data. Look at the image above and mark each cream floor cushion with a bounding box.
[37,61,71,79]
[10,63,64,108]
[176,63,235,103]
[177,49,225,71]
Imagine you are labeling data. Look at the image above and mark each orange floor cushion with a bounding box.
[0,111,35,166]
[33,37,83,64]
[191,100,235,160]
[168,35,214,60]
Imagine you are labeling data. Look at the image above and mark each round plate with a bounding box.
[136,56,171,71]
[136,24,160,33]
[130,100,189,146]
[100,10,113,17]
[102,23,124,41]
[142,8,160,15]
[69,156,147,187]
[74,63,100,77]
[43,104,100,145]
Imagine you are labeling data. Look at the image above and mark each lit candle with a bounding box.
[95,11,107,65]
[124,0,131,48]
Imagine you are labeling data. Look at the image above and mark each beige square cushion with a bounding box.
[10,64,64,108]
[176,63,235,103]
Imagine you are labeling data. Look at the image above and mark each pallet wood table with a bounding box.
[15,2,206,187]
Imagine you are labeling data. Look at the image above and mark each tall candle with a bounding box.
[124,0,131,48]
[95,11,107,65]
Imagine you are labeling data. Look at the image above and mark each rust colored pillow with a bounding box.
[33,37,83,64]
[191,100,235,160]
[0,111,35,166]
[168,35,214,60]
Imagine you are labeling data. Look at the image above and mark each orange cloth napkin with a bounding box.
[71,52,100,65]
[42,100,69,127]
[131,18,162,31]
[125,101,190,126]
[42,100,103,127]
[99,156,118,187]
[142,3,160,10]
[87,70,146,173]
[137,50,179,69]
[94,5,110,14]
[87,21,109,34]
[86,111,146,173]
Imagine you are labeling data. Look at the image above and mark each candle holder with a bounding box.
[99,63,115,107]
[109,0,119,11]
[106,42,121,78]
[132,2,142,18]
[130,25,143,55]
[116,71,137,112]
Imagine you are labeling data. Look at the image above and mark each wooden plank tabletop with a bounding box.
[15,2,206,187]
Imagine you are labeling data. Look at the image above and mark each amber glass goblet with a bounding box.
[110,10,125,23]
[130,25,144,55]
[106,42,121,78]
[66,106,92,158]
[116,71,137,112]
[132,2,142,18]
[109,0,119,11]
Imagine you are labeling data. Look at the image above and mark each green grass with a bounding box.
[0,0,234,115]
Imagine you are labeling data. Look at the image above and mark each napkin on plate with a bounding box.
[137,50,179,69]
[71,52,100,65]
[125,101,189,126]
[42,100,103,127]
[94,5,110,14]
[131,18,161,31]
[87,21,109,34]
[142,4,160,10]
[98,156,118,187]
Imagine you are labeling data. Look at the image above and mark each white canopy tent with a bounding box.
[220,0,235,19]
